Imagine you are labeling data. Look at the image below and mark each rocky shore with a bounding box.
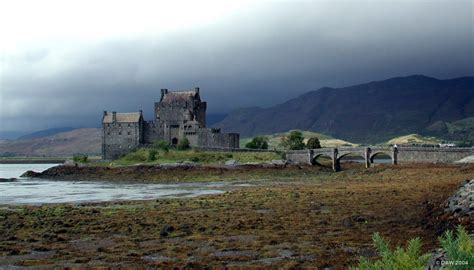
[20,162,332,183]
[445,179,474,218]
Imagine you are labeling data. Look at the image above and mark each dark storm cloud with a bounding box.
[1,0,473,132]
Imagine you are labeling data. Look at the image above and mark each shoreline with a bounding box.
[21,162,336,183]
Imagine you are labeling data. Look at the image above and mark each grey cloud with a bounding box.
[1,0,472,133]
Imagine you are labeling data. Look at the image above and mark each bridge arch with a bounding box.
[337,152,365,162]
[370,151,393,163]
[311,153,333,166]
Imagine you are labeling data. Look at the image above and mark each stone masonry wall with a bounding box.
[397,147,474,163]
[103,122,142,159]
[143,121,164,144]
[196,129,239,149]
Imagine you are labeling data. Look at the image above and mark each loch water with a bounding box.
[0,164,229,205]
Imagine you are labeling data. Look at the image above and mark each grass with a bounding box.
[387,134,441,145]
[111,148,281,166]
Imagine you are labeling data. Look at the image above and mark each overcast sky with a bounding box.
[0,0,473,133]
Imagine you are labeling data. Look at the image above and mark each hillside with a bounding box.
[241,130,357,150]
[214,75,474,143]
[425,117,474,141]
[386,134,441,145]
[0,128,101,157]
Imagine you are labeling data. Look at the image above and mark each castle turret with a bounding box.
[112,111,117,122]
[194,87,200,94]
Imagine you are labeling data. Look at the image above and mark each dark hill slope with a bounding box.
[214,75,474,143]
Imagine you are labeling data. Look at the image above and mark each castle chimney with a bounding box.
[139,110,143,115]
[194,87,200,94]
[160,88,168,100]
[112,111,117,122]
[103,111,107,116]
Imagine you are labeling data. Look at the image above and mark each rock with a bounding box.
[160,224,175,237]
[444,179,474,217]
[63,160,77,167]
[0,178,17,182]
[20,170,41,178]
[426,248,447,270]
[342,218,353,228]
[270,160,288,166]
[225,159,239,166]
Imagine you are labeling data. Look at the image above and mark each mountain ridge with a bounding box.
[213,75,474,142]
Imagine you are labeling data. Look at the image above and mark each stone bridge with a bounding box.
[286,146,474,171]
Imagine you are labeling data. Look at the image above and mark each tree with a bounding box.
[245,136,269,149]
[280,130,305,150]
[306,137,321,149]
[148,149,158,161]
[177,137,190,150]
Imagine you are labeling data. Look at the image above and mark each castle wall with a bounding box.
[195,129,239,149]
[155,105,193,125]
[103,121,142,159]
[143,121,164,144]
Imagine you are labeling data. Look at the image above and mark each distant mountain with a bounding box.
[214,75,474,143]
[0,128,101,157]
[206,113,228,126]
[17,127,75,140]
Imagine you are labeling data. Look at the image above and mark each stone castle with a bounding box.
[102,88,239,159]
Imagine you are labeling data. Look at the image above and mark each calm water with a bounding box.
[0,164,231,205]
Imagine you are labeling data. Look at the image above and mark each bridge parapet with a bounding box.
[285,146,474,171]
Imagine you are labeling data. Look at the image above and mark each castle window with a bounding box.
[127,132,131,135]
[119,132,122,135]
[128,124,131,127]
[107,132,110,135]
[119,124,122,128]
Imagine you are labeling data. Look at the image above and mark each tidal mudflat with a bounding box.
[0,163,473,269]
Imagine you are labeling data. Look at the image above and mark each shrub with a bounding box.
[245,136,269,149]
[73,155,88,163]
[439,226,474,269]
[153,140,169,152]
[148,149,158,162]
[306,137,321,149]
[280,131,305,150]
[351,233,430,270]
[177,137,190,150]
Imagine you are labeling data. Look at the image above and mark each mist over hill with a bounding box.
[214,75,474,143]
